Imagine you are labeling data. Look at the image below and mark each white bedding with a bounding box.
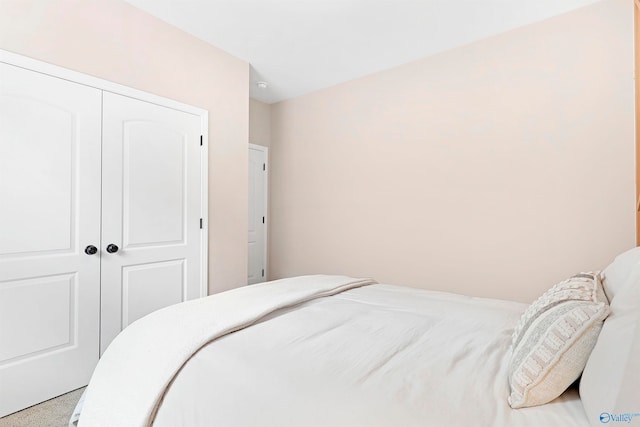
[79,276,375,426]
[79,276,591,426]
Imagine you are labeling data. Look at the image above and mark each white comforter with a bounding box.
[79,275,590,426]
[79,276,374,426]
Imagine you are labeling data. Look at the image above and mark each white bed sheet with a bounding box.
[154,284,590,426]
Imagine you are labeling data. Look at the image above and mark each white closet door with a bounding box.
[248,145,267,284]
[0,63,101,416]
[100,92,202,354]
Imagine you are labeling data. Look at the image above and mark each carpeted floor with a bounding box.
[0,387,85,427]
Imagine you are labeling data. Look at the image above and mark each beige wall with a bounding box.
[0,0,249,294]
[249,98,272,148]
[270,0,635,303]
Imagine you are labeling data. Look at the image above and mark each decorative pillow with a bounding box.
[508,272,610,408]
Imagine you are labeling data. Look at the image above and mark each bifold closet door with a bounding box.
[100,92,203,354]
[0,63,101,416]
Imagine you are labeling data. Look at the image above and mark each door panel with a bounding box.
[122,259,185,326]
[0,274,75,363]
[123,122,186,247]
[0,86,75,256]
[100,92,202,354]
[0,63,101,417]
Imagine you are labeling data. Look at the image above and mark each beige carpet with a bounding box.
[0,387,85,427]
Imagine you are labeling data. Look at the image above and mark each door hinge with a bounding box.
[200,218,203,229]
[262,216,265,224]
[263,163,266,171]
[200,135,203,146]
[262,269,265,277]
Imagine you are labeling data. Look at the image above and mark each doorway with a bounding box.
[248,144,268,284]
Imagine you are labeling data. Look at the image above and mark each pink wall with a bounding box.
[0,0,249,294]
[249,98,271,148]
[270,0,635,302]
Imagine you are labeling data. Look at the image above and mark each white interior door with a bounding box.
[248,145,267,284]
[0,63,101,416]
[100,92,203,354]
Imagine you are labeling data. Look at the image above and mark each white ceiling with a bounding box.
[125,0,601,104]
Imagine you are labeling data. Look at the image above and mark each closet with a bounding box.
[0,52,208,417]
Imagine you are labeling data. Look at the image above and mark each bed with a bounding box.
[74,250,640,427]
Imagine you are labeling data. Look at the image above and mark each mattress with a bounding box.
[151,283,590,426]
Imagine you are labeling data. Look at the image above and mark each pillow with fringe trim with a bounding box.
[508,272,609,408]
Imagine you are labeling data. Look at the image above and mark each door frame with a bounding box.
[0,49,209,298]
[249,143,269,281]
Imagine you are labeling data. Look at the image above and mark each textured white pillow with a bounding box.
[580,261,640,427]
[508,273,610,408]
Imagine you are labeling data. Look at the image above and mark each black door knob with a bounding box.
[106,244,119,253]
[85,245,98,255]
